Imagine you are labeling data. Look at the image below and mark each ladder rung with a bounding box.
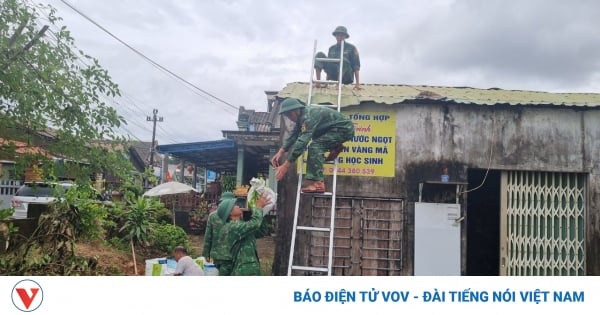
[313,79,338,84]
[315,57,341,62]
[297,225,331,232]
[291,265,329,272]
[300,191,333,196]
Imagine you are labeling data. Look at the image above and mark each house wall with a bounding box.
[273,102,600,276]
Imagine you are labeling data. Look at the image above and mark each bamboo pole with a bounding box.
[130,240,138,275]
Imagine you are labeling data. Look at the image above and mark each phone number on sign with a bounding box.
[326,167,375,175]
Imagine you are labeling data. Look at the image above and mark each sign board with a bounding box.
[298,110,396,177]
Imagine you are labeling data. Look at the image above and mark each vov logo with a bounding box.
[11,279,44,312]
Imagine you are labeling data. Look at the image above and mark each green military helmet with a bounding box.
[332,26,349,38]
[216,198,236,222]
[278,98,305,115]
[219,191,235,202]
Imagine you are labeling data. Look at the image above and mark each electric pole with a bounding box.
[146,109,163,167]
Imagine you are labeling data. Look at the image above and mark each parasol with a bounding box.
[143,182,198,225]
[143,181,198,197]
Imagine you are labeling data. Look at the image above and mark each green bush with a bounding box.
[154,207,173,225]
[103,204,127,239]
[149,223,190,255]
[0,207,14,220]
[73,201,109,241]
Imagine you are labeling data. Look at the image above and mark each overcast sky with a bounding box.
[31,0,600,144]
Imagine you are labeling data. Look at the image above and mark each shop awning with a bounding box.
[156,139,238,173]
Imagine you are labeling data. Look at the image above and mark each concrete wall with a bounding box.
[274,102,600,276]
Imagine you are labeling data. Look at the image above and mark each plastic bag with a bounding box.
[247,177,277,214]
[145,257,167,276]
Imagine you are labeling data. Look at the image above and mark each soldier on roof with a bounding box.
[314,26,361,90]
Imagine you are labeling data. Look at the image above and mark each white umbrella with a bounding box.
[143,181,198,197]
[143,182,198,225]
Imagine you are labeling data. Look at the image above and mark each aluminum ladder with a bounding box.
[287,39,345,276]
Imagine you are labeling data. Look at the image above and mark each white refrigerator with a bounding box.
[414,202,461,276]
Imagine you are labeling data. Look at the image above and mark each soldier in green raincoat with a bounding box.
[271,98,355,193]
[202,191,235,275]
[314,26,361,90]
[216,193,271,276]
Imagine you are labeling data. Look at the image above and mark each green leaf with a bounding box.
[1,0,133,183]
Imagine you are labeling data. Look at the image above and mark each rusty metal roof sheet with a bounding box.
[249,112,271,124]
[276,82,600,107]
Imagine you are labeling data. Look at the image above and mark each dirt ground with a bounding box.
[75,241,144,275]
[75,234,276,276]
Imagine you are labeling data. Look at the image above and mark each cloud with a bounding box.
[37,0,600,144]
[378,0,600,91]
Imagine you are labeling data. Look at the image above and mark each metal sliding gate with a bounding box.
[500,171,586,276]
[293,196,405,276]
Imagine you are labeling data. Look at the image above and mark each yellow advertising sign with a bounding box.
[298,110,396,177]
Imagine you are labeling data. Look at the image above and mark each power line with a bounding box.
[47,2,238,119]
[13,54,134,145]
[117,124,143,142]
[28,1,232,144]
[58,0,240,111]
[7,7,150,145]
[45,27,183,142]
[44,30,155,139]
[157,124,180,144]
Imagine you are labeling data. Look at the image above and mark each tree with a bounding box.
[0,0,131,180]
[120,196,155,275]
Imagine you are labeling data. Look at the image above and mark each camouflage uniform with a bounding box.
[282,106,355,181]
[202,192,236,275]
[314,41,360,84]
[218,207,269,276]
[202,211,232,275]
[202,212,222,258]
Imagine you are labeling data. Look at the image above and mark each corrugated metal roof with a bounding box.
[276,82,600,107]
[0,137,53,157]
[249,112,271,124]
